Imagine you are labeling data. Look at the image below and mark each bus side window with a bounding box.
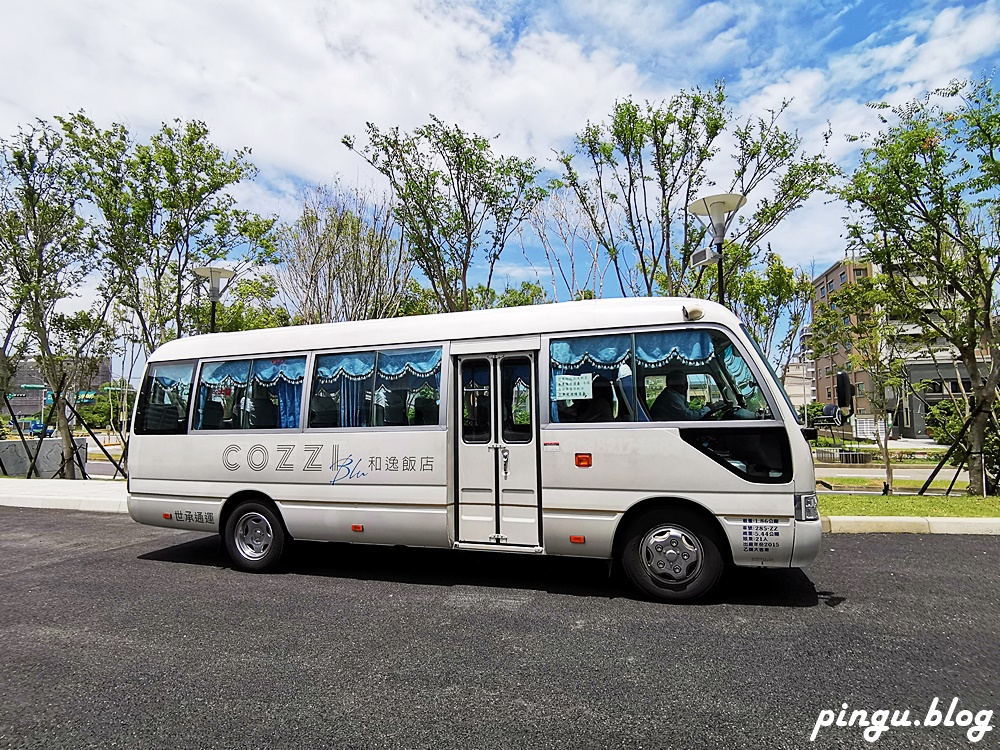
[247,357,306,429]
[462,359,491,443]
[549,334,632,423]
[500,356,532,443]
[196,359,250,430]
[311,347,442,429]
[135,362,195,435]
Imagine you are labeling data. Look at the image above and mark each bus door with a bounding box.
[456,353,540,547]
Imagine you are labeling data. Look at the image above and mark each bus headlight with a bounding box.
[795,493,819,522]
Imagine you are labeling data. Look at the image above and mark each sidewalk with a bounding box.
[1,479,999,533]
[0,478,128,513]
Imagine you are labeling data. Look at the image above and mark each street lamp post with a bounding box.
[193,266,235,333]
[687,193,746,307]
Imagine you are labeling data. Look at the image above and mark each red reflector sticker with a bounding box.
[351,524,364,532]
[162,513,172,520]
[570,535,586,544]
[575,453,593,468]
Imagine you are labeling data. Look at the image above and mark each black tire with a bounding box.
[620,508,724,602]
[224,501,287,572]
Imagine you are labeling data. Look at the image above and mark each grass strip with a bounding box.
[819,493,1000,518]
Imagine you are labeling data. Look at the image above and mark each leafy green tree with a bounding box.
[926,397,999,490]
[185,275,291,333]
[842,77,1000,495]
[397,278,548,316]
[75,379,135,434]
[810,275,913,491]
[0,122,117,478]
[727,251,814,371]
[344,116,545,312]
[395,279,443,317]
[0,260,27,413]
[469,280,548,310]
[58,113,275,354]
[558,86,836,300]
[557,87,835,365]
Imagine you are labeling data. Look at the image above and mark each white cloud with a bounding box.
[2,0,1000,292]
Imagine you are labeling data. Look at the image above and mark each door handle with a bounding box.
[501,447,510,479]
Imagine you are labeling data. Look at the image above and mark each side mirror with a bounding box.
[822,403,844,426]
[835,371,855,410]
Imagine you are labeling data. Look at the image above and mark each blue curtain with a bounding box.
[251,357,306,385]
[276,380,301,429]
[550,335,631,370]
[315,352,377,381]
[201,359,251,386]
[251,357,305,429]
[376,348,442,377]
[635,331,715,366]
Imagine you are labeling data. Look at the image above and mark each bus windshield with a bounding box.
[741,324,800,424]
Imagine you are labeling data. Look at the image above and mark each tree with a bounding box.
[527,185,611,302]
[810,275,913,491]
[0,247,27,416]
[726,251,814,372]
[58,113,275,354]
[0,121,117,478]
[926,396,1000,491]
[396,277,548,316]
[186,275,291,333]
[842,77,1000,495]
[344,116,545,312]
[468,280,548,310]
[275,183,412,323]
[557,87,836,359]
[73,380,135,435]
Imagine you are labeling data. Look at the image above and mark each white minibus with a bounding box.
[128,297,820,601]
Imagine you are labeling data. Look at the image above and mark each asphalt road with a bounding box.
[1,508,997,750]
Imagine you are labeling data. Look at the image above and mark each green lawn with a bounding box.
[819,493,1000,517]
[823,475,966,492]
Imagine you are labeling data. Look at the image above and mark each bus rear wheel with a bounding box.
[620,509,724,602]
[224,501,286,572]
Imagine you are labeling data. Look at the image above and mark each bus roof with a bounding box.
[148,297,742,362]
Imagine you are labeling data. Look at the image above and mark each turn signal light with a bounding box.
[351,524,364,532]
[570,535,586,544]
[575,453,592,468]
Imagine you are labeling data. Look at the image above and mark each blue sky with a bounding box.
[2,0,999,279]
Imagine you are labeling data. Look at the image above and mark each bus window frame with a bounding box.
[540,323,784,429]
[135,359,198,436]
[303,341,450,433]
[189,350,313,434]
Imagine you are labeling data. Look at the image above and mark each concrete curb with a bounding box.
[822,515,1000,534]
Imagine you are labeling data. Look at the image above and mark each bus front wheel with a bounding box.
[224,501,286,573]
[620,509,724,602]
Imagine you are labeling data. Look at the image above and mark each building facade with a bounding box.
[809,258,875,415]
[781,352,815,413]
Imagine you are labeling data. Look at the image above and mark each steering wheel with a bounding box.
[699,400,735,420]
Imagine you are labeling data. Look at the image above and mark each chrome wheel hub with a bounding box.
[234,512,273,560]
[640,525,702,584]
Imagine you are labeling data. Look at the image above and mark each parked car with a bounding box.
[29,421,55,437]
